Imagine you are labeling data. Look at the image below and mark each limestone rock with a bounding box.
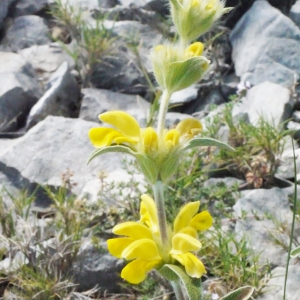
[0,51,42,132]
[3,15,51,51]
[26,61,81,129]
[232,81,292,127]
[230,1,300,87]
[79,88,149,126]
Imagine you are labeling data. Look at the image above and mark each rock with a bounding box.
[10,0,48,17]
[79,88,150,126]
[26,62,81,129]
[230,1,300,87]
[233,188,293,266]
[287,120,300,141]
[290,0,300,27]
[118,0,152,7]
[0,51,42,132]
[90,21,162,93]
[203,177,244,189]
[0,116,126,203]
[3,15,51,52]
[72,240,124,294]
[170,86,198,105]
[232,81,292,127]
[0,0,15,30]
[58,0,100,10]
[19,43,75,87]
[277,148,300,180]
[257,266,300,300]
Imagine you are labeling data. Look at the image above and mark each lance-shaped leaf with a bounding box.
[183,137,235,152]
[220,286,254,300]
[87,145,136,165]
[159,264,202,300]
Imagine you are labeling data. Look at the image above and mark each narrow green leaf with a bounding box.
[159,264,202,300]
[291,246,300,258]
[87,145,135,164]
[220,286,254,300]
[184,137,235,152]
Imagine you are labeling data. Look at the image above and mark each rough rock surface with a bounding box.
[26,62,81,129]
[79,88,149,126]
[0,52,42,132]
[232,81,292,127]
[230,0,300,87]
[3,15,51,51]
[0,116,125,203]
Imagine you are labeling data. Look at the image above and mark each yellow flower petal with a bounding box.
[172,252,206,278]
[88,128,123,148]
[99,111,140,140]
[176,118,202,138]
[121,258,161,284]
[107,237,133,258]
[185,42,204,58]
[122,239,161,260]
[174,201,200,233]
[190,211,213,231]
[112,222,153,240]
[178,226,198,238]
[170,233,202,255]
[164,129,180,147]
[113,136,137,145]
[140,195,159,234]
[142,127,158,153]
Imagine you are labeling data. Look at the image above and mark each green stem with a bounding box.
[171,280,186,300]
[283,138,298,300]
[152,181,168,249]
[156,89,172,139]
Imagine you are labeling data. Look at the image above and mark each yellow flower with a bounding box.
[170,0,229,42]
[151,42,209,93]
[88,111,202,183]
[107,195,213,284]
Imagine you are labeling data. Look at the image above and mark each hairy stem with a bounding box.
[152,181,168,249]
[156,89,172,139]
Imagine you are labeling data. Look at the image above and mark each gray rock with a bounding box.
[57,0,100,10]
[230,1,300,87]
[90,21,162,93]
[170,86,198,105]
[232,81,292,127]
[10,0,48,17]
[290,0,300,28]
[257,266,300,300]
[277,148,300,180]
[26,62,81,129]
[0,0,15,30]
[203,177,244,189]
[233,188,293,266]
[3,15,51,51]
[72,240,124,293]
[79,88,150,126]
[0,51,42,132]
[0,116,125,202]
[19,43,75,87]
[287,120,300,142]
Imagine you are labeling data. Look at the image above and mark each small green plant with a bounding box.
[49,0,116,87]
[203,102,291,188]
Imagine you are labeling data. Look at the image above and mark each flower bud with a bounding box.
[170,0,228,42]
[151,42,209,93]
